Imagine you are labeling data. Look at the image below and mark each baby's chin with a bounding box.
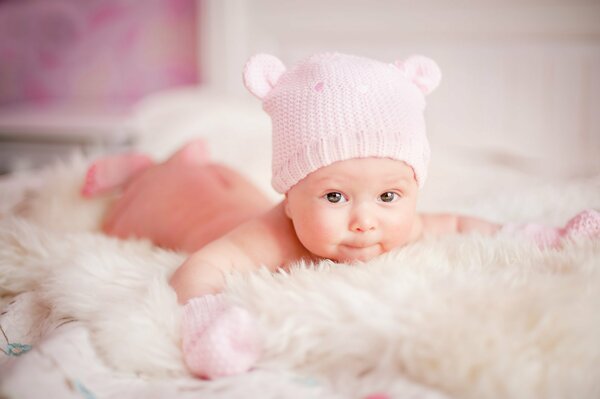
[323,244,384,263]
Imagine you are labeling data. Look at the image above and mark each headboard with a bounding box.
[197,0,600,178]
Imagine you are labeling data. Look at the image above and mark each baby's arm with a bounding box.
[170,238,253,302]
[170,202,302,304]
[415,213,501,238]
[170,208,293,379]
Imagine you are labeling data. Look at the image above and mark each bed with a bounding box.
[1,1,600,398]
[1,87,599,398]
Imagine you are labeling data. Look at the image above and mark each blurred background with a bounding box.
[0,0,199,172]
[0,0,599,182]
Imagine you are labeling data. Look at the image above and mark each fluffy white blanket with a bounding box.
[1,156,599,399]
[0,92,599,398]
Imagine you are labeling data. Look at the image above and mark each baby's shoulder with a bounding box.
[228,202,311,270]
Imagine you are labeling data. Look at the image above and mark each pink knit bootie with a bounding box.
[181,294,261,379]
[562,209,600,240]
[502,209,600,249]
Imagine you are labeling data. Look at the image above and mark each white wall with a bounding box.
[198,0,600,177]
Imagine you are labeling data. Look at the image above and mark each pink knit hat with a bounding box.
[243,52,441,193]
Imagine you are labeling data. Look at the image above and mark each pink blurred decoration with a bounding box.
[0,0,199,107]
[363,394,391,399]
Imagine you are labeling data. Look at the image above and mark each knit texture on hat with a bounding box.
[244,52,441,193]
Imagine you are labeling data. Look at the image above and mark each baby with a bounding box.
[170,53,505,300]
[83,52,599,379]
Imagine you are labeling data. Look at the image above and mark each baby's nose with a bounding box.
[350,207,376,232]
[352,223,375,233]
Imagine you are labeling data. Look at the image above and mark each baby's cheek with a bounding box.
[385,213,415,246]
[311,212,343,240]
[295,211,340,250]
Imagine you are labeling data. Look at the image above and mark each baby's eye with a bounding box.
[324,192,346,203]
[379,192,399,203]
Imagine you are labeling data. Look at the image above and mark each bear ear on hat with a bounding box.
[394,55,442,95]
[243,54,286,100]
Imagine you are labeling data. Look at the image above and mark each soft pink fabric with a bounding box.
[182,294,261,379]
[502,209,600,249]
[563,209,600,240]
[243,52,442,193]
[501,222,563,249]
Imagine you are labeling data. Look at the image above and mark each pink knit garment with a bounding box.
[502,209,600,249]
[243,52,442,193]
[181,294,261,379]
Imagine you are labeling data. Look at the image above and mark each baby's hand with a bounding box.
[563,209,600,240]
[500,223,563,249]
[182,294,261,379]
[501,209,600,249]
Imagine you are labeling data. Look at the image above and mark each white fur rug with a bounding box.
[1,156,600,399]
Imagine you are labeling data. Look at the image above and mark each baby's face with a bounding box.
[284,157,419,263]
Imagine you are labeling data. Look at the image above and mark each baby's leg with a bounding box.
[166,138,210,165]
[98,139,271,252]
[81,153,155,197]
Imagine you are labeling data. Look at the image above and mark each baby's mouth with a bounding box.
[343,241,377,249]
[338,243,381,262]
[340,243,381,257]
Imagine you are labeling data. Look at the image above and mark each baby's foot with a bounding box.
[81,153,154,197]
[168,139,210,165]
[182,294,261,379]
